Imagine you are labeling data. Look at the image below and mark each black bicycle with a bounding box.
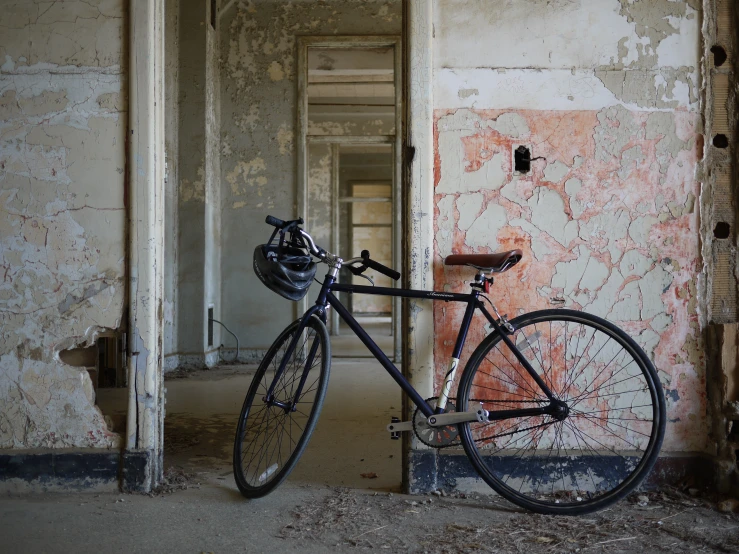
[233,216,665,515]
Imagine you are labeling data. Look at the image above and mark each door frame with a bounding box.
[126,0,166,491]
[296,36,403,361]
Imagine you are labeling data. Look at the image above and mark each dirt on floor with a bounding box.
[277,486,739,553]
[153,366,739,553]
[144,458,739,554]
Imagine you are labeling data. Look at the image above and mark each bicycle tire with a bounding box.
[233,315,330,498]
[457,309,665,515]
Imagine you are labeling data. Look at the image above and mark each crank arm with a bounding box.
[386,420,413,433]
[427,409,488,427]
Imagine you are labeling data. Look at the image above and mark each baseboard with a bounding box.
[220,348,267,364]
[0,449,151,494]
[162,349,221,373]
[407,449,716,495]
[163,354,180,372]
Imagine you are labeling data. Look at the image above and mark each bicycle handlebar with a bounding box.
[264,214,399,280]
[265,215,303,230]
[265,215,286,228]
[361,250,401,281]
[265,215,323,257]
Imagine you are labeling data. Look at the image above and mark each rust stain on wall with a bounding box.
[432,108,704,452]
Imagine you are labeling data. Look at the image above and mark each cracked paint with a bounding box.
[307,144,332,248]
[0,0,126,450]
[434,1,700,112]
[219,0,401,350]
[433,108,704,452]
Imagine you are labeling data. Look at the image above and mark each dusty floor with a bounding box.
[4,350,739,553]
[2,471,738,553]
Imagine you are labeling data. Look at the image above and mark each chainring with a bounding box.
[413,397,460,448]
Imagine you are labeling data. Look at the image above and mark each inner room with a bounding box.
[156,0,405,491]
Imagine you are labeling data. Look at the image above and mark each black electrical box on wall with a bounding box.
[514,145,531,173]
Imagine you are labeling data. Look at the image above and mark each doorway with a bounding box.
[299,37,402,361]
[148,1,406,495]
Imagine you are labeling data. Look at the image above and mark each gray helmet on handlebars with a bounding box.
[253,229,317,301]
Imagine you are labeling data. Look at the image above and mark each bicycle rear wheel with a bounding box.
[458,309,665,515]
[233,315,330,498]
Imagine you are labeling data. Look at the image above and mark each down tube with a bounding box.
[326,292,434,418]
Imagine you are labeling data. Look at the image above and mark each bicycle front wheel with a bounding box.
[458,309,665,515]
[233,315,330,498]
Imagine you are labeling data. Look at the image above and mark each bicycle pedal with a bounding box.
[387,417,412,439]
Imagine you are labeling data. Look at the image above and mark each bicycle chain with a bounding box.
[412,394,554,448]
[413,397,555,448]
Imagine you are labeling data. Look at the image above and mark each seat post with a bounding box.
[470,270,493,293]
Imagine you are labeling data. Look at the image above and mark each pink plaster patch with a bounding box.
[432,108,705,452]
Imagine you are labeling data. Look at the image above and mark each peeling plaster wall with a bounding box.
[435,0,701,111]
[0,1,127,449]
[175,0,221,369]
[220,0,401,351]
[432,0,707,453]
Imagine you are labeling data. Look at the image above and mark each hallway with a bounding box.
[100,355,402,491]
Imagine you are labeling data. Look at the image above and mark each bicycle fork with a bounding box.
[263,306,325,412]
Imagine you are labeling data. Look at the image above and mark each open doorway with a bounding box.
[300,38,402,361]
[335,144,394,357]
[159,1,404,494]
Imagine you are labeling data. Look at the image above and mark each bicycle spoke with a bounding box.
[484,353,540,399]
[492,346,541,397]
[235,317,329,494]
[508,427,548,494]
[570,386,649,410]
[568,357,636,406]
[571,409,652,438]
[471,381,541,400]
[460,311,663,514]
[569,371,642,404]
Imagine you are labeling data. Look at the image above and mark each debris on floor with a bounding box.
[279,486,739,553]
[147,466,197,496]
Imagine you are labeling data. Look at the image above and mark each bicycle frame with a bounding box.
[264,272,560,421]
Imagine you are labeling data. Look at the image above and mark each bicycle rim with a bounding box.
[233,315,330,497]
[458,309,665,515]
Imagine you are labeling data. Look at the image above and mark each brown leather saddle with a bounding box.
[445,250,523,273]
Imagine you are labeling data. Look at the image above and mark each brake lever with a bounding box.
[344,261,374,285]
[345,261,367,276]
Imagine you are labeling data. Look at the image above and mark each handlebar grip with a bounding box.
[265,215,285,228]
[361,250,400,281]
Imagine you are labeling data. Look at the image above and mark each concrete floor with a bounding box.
[10,320,737,552]
[97,319,402,491]
[6,329,739,552]
[3,467,738,553]
[159,360,402,490]
[331,319,394,358]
